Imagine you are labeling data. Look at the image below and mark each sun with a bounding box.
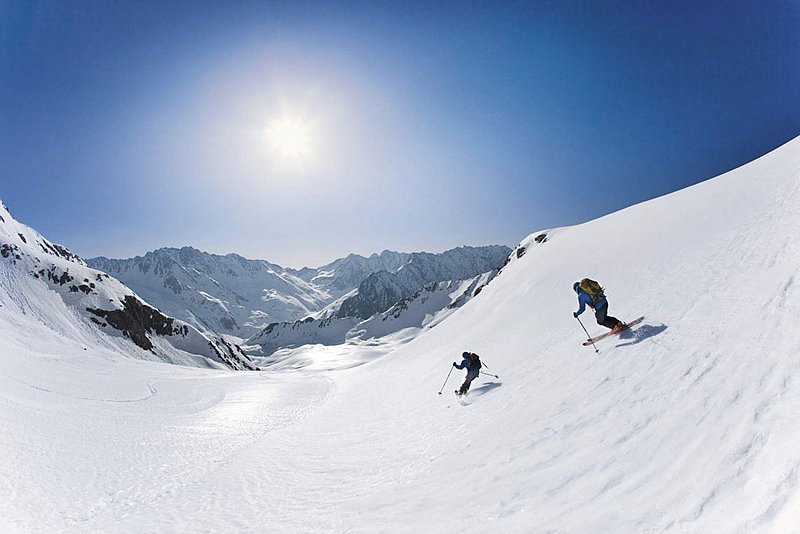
[265,117,312,163]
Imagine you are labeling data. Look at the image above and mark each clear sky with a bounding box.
[2,1,798,268]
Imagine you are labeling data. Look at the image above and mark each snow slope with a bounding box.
[0,202,257,370]
[2,136,800,532]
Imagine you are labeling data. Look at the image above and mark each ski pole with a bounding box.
[438,365,455,395]
[480,371,499,379]
[576,315,599,353]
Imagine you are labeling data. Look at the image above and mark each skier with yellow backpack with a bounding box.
[573,278,625,334]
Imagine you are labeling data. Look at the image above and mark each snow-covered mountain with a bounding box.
[88,248,331,338]
[89,245,512,346]
[4,137,800,533]
[0,201,257,371]
[246,247,510,355]
[336,246,511,319]
[295,250,411,292]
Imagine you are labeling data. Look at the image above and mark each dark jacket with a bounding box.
[455,353,481,372]
[575,289,608,316]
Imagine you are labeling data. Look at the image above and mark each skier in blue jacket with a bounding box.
[453,352,481,395]
[573,281,624,333]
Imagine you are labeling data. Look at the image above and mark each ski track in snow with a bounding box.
[2,139,800,532]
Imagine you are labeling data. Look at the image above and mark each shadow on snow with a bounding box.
[469,381,503,396]
[615,323,668,347]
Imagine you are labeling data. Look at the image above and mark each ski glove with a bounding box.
[452,362,457,367]
[573,311,579,318]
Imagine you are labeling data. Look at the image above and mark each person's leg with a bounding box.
[460,370,478,394]
[594,304,608,326]
[595,304,620,330]
[458,376,469,394]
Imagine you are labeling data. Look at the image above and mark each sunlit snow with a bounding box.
[2,137,800,532]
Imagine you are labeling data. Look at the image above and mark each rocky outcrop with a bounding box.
[87,295,185,351]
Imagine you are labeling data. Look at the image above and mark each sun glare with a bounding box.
[265,117,312,164]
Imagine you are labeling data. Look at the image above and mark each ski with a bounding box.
[582,316,645,346]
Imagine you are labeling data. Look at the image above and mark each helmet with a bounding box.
[573,282,580,293]
[462,351,470,358]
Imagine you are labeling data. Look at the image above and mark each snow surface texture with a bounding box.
[2,137,800,532]
[0,204,256,371]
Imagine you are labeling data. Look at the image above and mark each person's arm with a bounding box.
[454,358,467,369]
[574,293,588,317]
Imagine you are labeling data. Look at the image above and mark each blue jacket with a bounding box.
[575,289,607,316]
[455,353,480,372]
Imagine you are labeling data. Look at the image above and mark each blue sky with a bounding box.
[2,1,798,268]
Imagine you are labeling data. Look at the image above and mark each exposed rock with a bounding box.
[87,295,181,352]
[1,243,20,259]
[45,267,73,286]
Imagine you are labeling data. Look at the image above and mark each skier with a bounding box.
[453,351,481,395]
[573,279,625,334]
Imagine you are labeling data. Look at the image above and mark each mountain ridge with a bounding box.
[87,244,512,341]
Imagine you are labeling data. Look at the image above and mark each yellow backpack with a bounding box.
[579,278,605,305]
